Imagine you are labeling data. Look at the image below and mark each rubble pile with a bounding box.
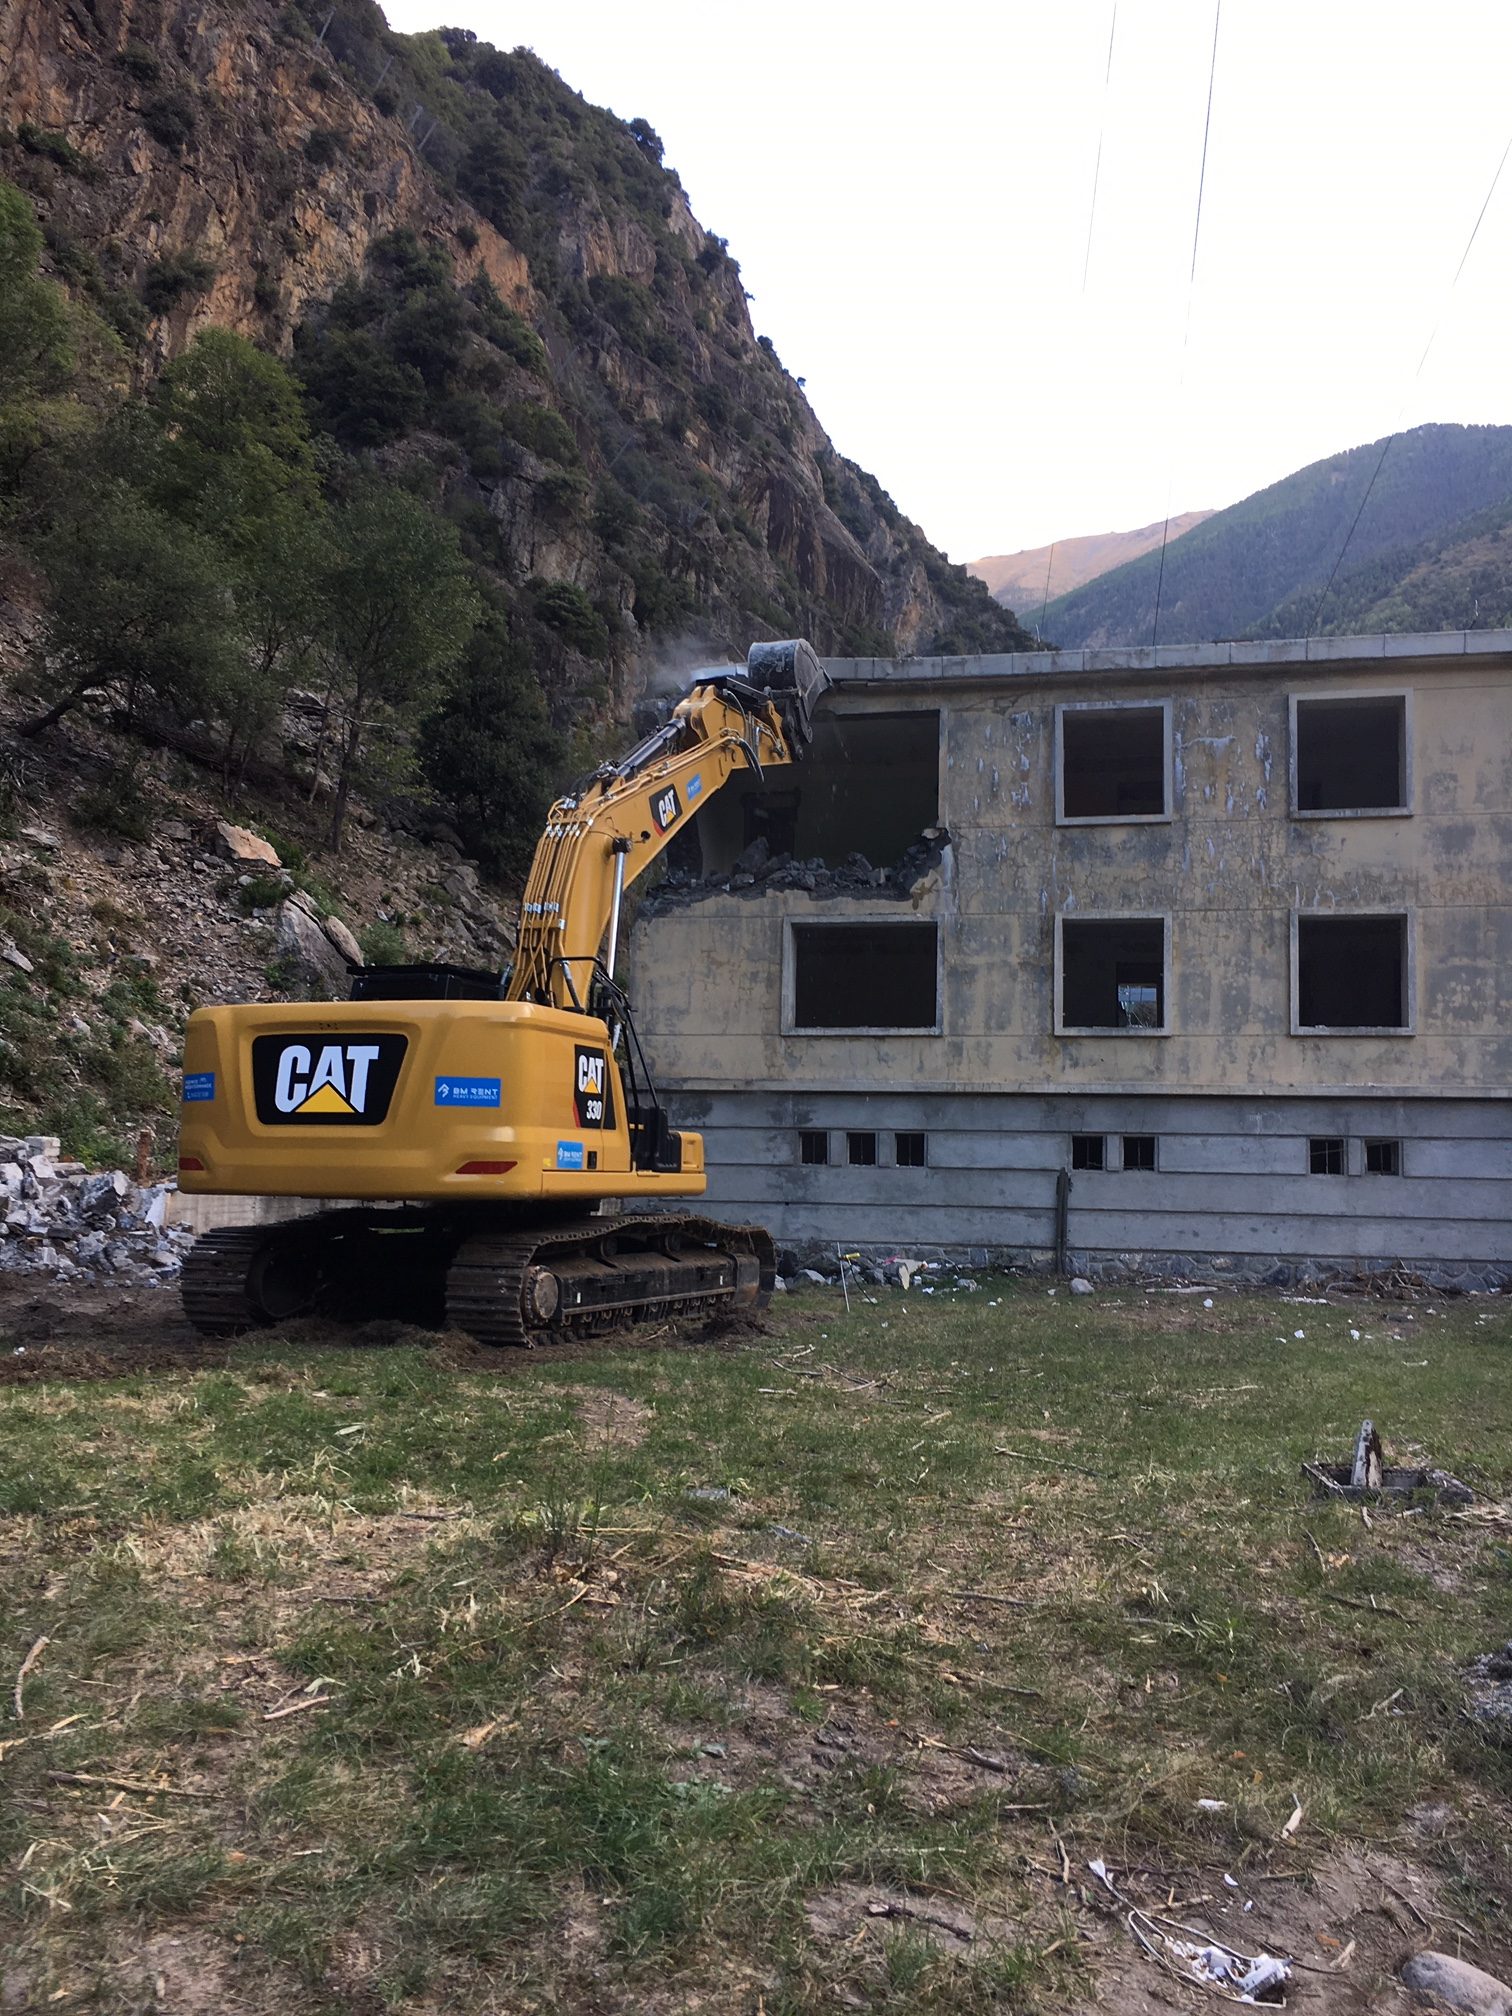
[651,829,952,910]
[0,1136,191,1288]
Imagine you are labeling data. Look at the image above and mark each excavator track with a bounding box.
[180,1209,777,1347]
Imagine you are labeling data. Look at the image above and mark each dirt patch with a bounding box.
[560,1384,655,1449]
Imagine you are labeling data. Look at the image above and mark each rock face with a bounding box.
[0,1137,192,1287]
[0,0,1033,669]
[215,821,280,868]
[1400,1951,1512,2015]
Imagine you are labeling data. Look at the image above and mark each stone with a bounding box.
[1400,1951,1512,2014]
[159,819,191,843]
[322,915,363,968]
[274,899,351,996]
[800,1268,828,1285]
[1070,1277,1094,1295]
[19,825,59,849]
[0,1166,22,1202]
[1,944,33,974]
[25,1137,61,1159]
[214,821,280,868]
[81,1170,129,1217]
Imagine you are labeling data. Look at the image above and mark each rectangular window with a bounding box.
[1293,693,1408,814]
[847,1131,877,1167]
[1058,916,1167,1033]
[1294,914,1409,1032]
[1071,1134,1105,1171]
[895,1131,926,1168]
[1309,1137,1345,1175]
[789,922,939,1032]
[1365,1138,1401,1176]
[1058,702,1169,822]
[799,1130,828,1166]
[1122,1134,1157,1172]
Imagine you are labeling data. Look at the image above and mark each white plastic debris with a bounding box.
[1293,1329,1305,1340]
[1197,1798,1229,1812]
[1203,1297,1214,1309]
[1089,1858,1293,2006]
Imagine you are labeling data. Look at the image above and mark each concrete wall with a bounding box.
[625,632,1512,1280]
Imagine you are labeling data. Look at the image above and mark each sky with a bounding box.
[381,0,1512,565]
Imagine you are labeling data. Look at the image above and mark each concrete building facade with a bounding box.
[624,631,1512,1288]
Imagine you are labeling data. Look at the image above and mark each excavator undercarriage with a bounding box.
[180,1208,776,1347]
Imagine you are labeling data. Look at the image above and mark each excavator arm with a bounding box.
[508,640,830,1010]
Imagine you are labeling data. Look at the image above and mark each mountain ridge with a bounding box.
[968,512,1214,615]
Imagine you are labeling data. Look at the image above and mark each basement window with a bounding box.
[799,1130,829,1166]
[895,1131,927,1168]
[847,1131,877,1167]
[1365,1138,1402,1176]
[1058,917,1167,1033]
[788,922,940,1033]
[1058,702,1170,822]
[1309,1137,1345,1176]
[1070,1134,1105,1171]
[1294,914,1410,1032]
[1292,693,1409,814]
[1122,1134,1157,1172]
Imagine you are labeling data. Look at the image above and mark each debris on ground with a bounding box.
[1088,1858,1291,2005]
[0,1136,190,1289]
[1303,1418,1474,1504]
[1466,1641,1512,1741]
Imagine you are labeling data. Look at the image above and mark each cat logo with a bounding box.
[650,783,682,834]
[252,1033,407,1127]
[573,1045,614,1129]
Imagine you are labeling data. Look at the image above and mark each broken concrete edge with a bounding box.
[640,829,953,916]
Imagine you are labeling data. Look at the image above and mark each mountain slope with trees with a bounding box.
[1039,425,1512,647]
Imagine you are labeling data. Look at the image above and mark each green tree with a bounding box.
[19,488,239,736]
[148,327,317,553]
[418,616,565,877]
[314,485,481,848]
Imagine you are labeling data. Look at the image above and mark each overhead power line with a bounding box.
[1152,0,1223,649]
[1306,125,1512,637]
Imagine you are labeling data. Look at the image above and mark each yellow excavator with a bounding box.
[175,640,830,1345]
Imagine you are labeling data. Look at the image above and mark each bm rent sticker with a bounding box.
[556,1140,586,1172]
[687,773,703,801]
[650,782,682,833]
[434,1076,502,1108]
[182,1071,216,1103]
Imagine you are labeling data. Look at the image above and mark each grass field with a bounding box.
[1,1279,1510,2013]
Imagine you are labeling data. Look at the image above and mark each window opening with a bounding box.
[791,922,938,1031]
[1309,1137,1345,1175]
[1071,1134,1105,1171]
[698,711,941,875]
[1294,695,1406,812]
[1296,915,1408,1030]
[1060,918,1166,1031]
[1364,1138,1401,1175]
[1060,704,1167,820]
[799,1130,828,1166]
[1122,1134,1156,1172]
[847,1131,877,1167]
[895,1131,926,1168]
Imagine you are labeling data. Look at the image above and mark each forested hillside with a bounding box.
[0,0,1029,853]
[1039,425,1512,648]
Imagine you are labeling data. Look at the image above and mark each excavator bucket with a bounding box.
[746,639,831,747]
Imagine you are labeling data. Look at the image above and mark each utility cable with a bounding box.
[1306,124,1512,637]
[1038,2,1119,644]
[1152,0,1223,648]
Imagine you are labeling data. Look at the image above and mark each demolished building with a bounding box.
[624,630,1512,1289]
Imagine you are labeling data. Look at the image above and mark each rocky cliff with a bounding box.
[0,0,1030,687]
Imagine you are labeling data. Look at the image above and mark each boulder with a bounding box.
[1400,1952,1512,2015]
[274,899,350,996]
[1070,1277,1095,1295]
[214,821,281,868]
[2,944,34,974]
[322,915,363,968]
